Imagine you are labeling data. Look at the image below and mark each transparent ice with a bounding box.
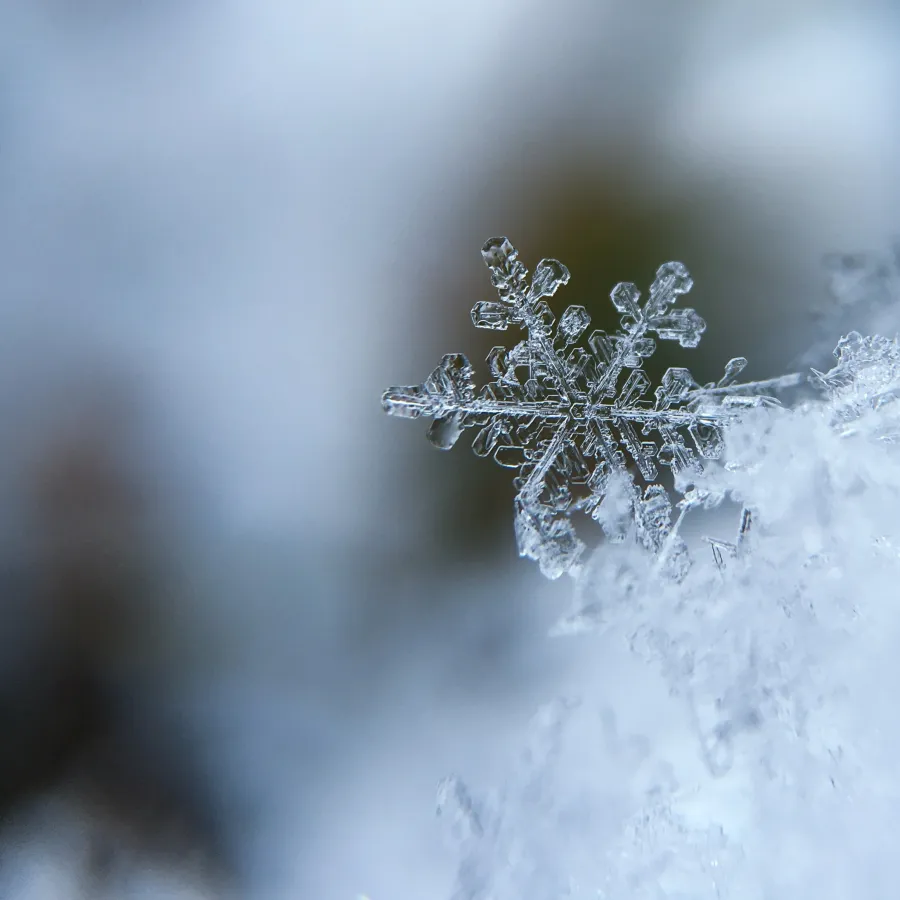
[382,237,801,579]
[812,331,900,441]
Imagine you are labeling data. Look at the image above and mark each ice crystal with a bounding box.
[812,331,900,440]
[389,238,900,900]
[383,237,800,578]
[429,320,900,900]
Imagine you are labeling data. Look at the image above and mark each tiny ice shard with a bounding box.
[383,237,798,579]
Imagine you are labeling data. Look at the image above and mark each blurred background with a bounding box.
[0,1,898,896]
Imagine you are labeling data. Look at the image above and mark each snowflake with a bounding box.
[382,237,800,579]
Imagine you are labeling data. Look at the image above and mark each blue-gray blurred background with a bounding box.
[0,2,898,897]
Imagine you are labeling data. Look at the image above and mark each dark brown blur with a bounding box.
[0,375,232,895]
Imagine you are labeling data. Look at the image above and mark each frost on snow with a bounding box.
[382,237,800,579]
[812,331,900,440]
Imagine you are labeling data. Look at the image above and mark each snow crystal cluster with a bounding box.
[383,240,900,899]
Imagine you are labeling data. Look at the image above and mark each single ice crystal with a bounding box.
[557,305,591,344]
[718,356,748,387]
[652,260,693,297]
[650,308,707,347]
[655,367,697,409]
[531,258,571,300]
[471,300,512,330]
[704,505,753,572]
[428,413,465,450]
[610,282,641,318]
[481,236,529,302]
[383,237,798,578]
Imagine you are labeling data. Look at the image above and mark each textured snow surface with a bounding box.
[388,245,900,898]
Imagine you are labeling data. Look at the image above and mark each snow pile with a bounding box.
[432,264,900,898]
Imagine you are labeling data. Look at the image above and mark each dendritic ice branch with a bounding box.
[382,237,801,579]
